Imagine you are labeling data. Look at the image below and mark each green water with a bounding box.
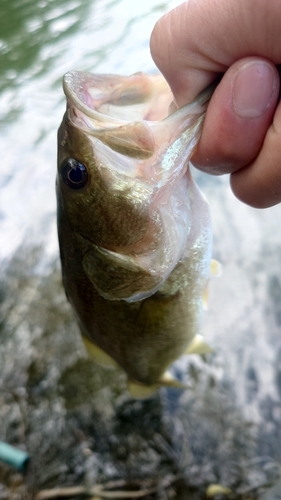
[0,0,175,261]
[0,0,87,86]
[0,0,171,122]
[0,0,89,127]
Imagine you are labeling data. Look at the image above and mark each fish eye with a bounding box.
[60,158,88,189]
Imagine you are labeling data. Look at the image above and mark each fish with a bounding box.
[56,71,219,398]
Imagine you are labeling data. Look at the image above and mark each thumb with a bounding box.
[192,57,279,176]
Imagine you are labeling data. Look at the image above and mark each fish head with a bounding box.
[57,71,212,302]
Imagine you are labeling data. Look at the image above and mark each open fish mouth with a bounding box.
[62,70,209,167]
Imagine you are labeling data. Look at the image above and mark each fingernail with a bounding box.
[232,61,275,118]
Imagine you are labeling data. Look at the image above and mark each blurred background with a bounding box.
[1,0,281,498]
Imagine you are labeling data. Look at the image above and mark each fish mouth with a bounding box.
[62,70,209,173]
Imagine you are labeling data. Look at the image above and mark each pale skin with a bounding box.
[150,0,281,208]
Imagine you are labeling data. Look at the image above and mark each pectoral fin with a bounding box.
[128,371,186,399]
[185,334,213,355]
[82,335,119,369]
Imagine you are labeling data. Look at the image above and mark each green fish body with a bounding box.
[57,71,215,398]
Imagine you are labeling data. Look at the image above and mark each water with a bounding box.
[0,0,179,262]
[1,0,281,499]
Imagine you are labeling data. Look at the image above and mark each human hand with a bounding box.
[150,0,281,208]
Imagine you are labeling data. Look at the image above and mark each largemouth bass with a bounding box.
[57,71,218,398]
